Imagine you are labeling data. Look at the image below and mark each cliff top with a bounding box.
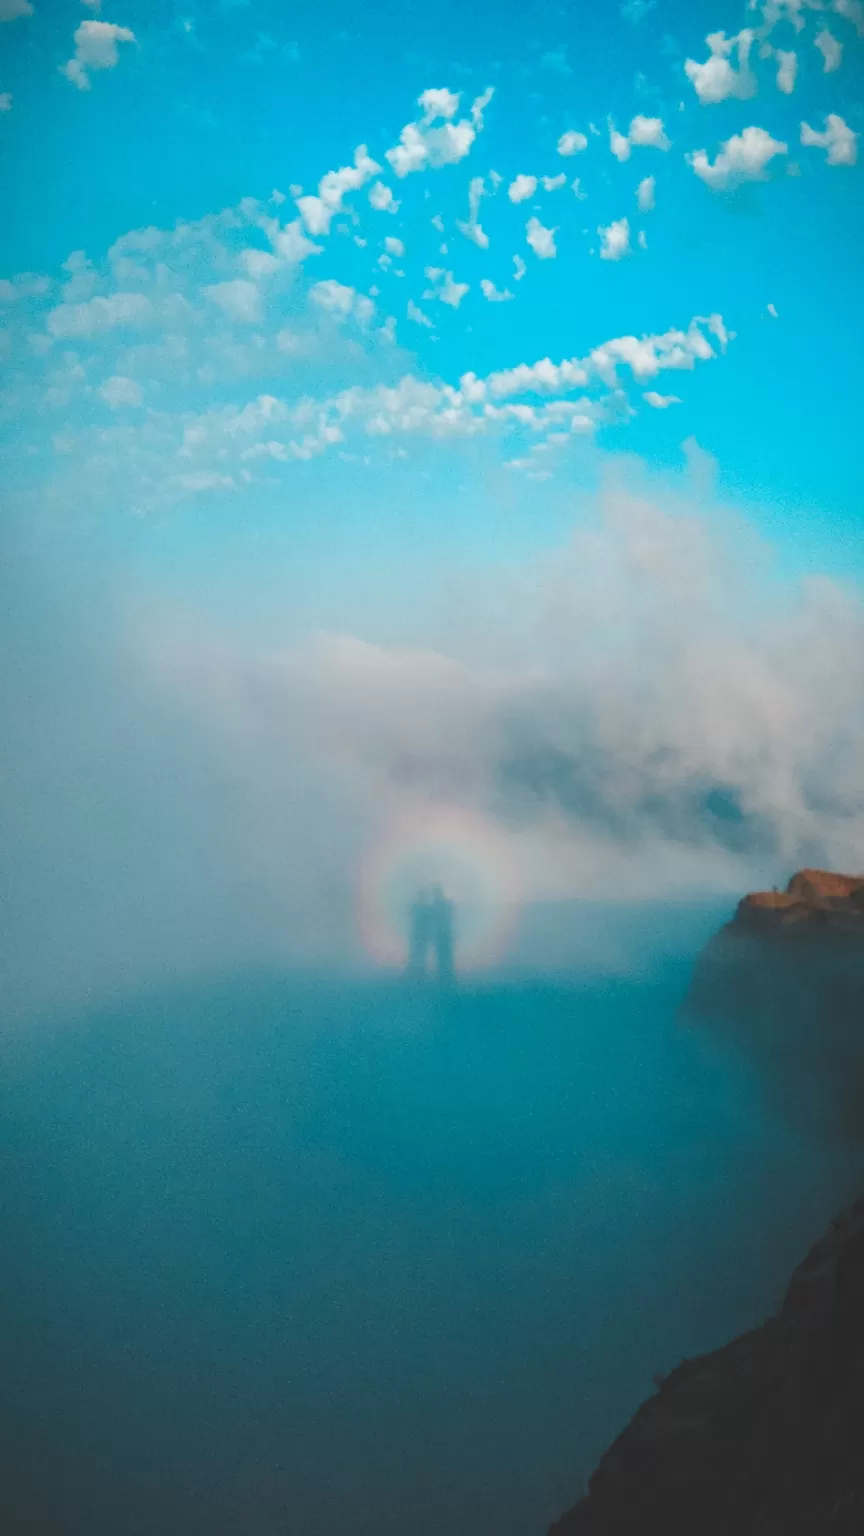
[737,868,864,927]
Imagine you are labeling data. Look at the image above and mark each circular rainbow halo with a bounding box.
[357,804,521,972]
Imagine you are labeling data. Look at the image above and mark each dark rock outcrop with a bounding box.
[549,871,864,1534]
[549,1196,864,1535]
[684,868,864,1138]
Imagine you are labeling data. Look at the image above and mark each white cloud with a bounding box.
[386,87,492,178]
[610,128,631,162]
[611,116,670,162]
[513,254,527,281]
[457,176,489,249]
[643,390,681,408]
[239,247,280,279]
[470,87,494,130]
[775,49,798,92]
[684,30,756,104]
[800,112,858,164]
[767,302,778,317]
[571,178,586,199]
[833,0,864,36]
[557,130,588,156]
[177,472,235,493]
[61,20,135,90]
[688,126,788,190]
[637,175,656,211]
[751,0,820,33]
[407,299,433,327]
[598,217,631,261]
[508,174,537,203]
[423,267,469,307]
[0,0,33,19]
[202,278,261,323]
[0,92,11,110]
[814,28,843,68]
[266,218,322,264]
[480,278,514,302]
[542,173,567,191]
[418,87,460,121]
[47,290,153,338]
[310,279,375,324]
[526,216,557,259]
[296,144,381,235]
[384,235,405,257]
[368,182,399,213]
[100,375,143,408]
[628,115,671,150]
[276,327,314,354]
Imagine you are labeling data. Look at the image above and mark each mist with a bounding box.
[4,473,864,1021]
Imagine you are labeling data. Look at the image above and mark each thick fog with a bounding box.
[4,474,864,1022]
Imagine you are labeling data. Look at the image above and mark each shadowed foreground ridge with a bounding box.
[549,1195,864,1535]
[550,870,864,1535]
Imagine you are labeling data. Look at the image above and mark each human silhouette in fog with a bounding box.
[408,886,455,981]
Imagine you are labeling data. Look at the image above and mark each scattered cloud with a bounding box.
[202,278,261,323]
[629,115,671,150]
[0,0,33,19]
[774,49,798,92]
[457,176,490,249]
[609,128,630,163]
[684,30,756,105]
[599,217,631,260]
[526,216,557,259]
[508,174,537,203]
[480,279,514,302]
[100,375,143,408]
[557,130,588,156]
[833,0,864,36]
[611,115,670,160]
[368,182,400,213]
[800,113,858,165]
[418,87,460,121]
[767,302,778,317]
[688,126,788,190]
[643,390,681,407]
[542,173,567,191]
[423,267,470,307]
[407,299,433,327]
[621,0,656,21]
[296,145,380,236]
[0,91,11,111]
[310,279,375,325]
[637,175,656,211]
[47,290,153,338]
[513,254,527,281]
[814,28,843,68]
[386,86,493,178]
[384,235,405,257]
[61,20,136,90]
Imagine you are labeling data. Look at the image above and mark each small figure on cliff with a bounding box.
[407,886,455,981]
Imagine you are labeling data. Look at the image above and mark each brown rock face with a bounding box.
[734,869,864,931]
[549,1198,864,1536]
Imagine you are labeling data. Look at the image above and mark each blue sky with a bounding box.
[2,0,864,1003]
